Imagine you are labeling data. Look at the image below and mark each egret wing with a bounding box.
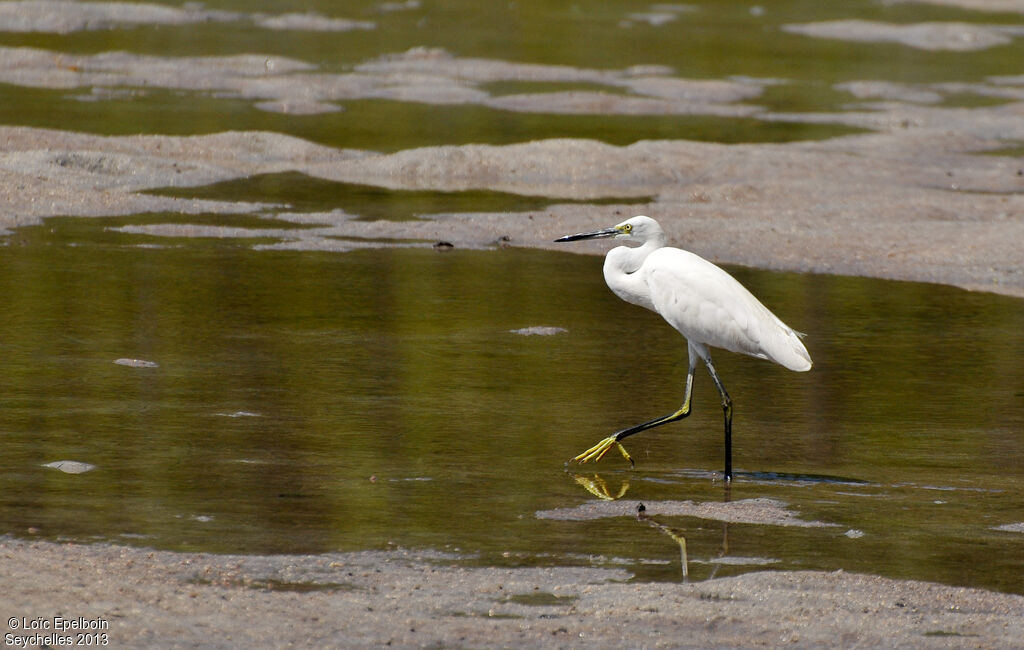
[643,248,811,371]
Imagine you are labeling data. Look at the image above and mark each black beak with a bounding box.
[554,227,618,243]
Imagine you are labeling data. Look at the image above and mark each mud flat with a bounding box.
[2,537,1022,649]
[2,121,1022,297]
[0,26,1021,296]
[5,495,1023,646]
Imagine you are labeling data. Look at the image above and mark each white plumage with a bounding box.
[556,215,811,480]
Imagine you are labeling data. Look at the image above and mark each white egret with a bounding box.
[556,216,811,481]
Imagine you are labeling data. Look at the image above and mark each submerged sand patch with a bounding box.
[0,43,772,117]
[782,19,1020,51]
[0,1,375,34]
[536,497,835,528]
[885,0,1024,14]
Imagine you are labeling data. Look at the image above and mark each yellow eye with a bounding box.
[621,224,632,234]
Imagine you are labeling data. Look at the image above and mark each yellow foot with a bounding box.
[572,436,634,466]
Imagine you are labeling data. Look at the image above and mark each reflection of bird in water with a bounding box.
[571,473,630,501]
[556,216,812,482]
[637,502,688,580]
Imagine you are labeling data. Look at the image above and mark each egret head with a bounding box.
[555,215,664,244]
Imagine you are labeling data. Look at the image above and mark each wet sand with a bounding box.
[2,3,1023,646]
[3,537,1023,649]
[2,124,1022,297]
[5,489,1024,647]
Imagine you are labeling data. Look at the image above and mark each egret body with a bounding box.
[555,216,811,481]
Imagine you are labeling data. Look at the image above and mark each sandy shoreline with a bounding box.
[3,537,1023,649]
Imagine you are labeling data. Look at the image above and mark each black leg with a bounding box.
[573,362,696,465]
[703,357,733,482]
[614,364,695,443]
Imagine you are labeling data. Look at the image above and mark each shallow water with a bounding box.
[1,0,1023,597]
[145,171,653,220]
[1,219,1022,594]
